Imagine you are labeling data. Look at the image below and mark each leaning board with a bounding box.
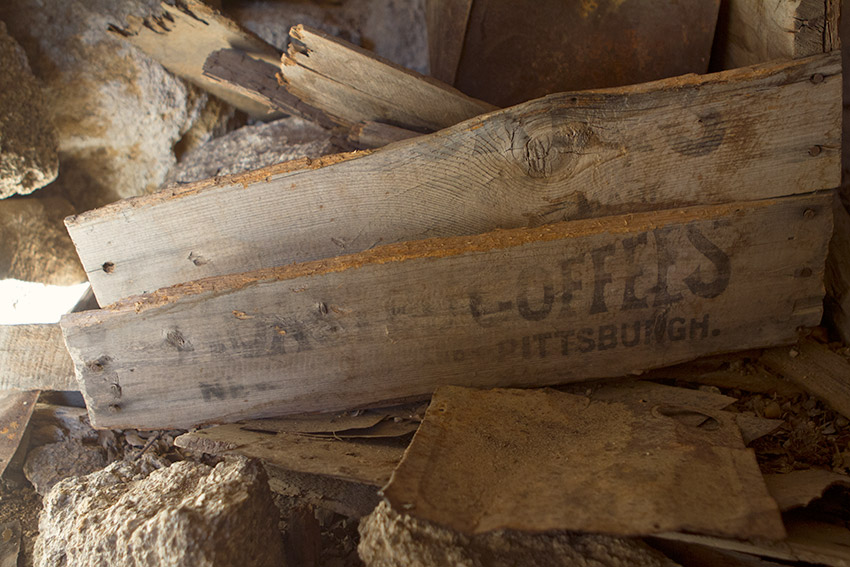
[61,193,831,430]
[67,53,841,305]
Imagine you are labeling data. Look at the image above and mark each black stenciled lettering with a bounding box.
[522,335,533,359]
[621,233,649,310]
[535,333,553,357]
[667,317,687,341]
[621,321,642,347]
[597,325,617,350]
[684,226,731,298]
[469,293,513,326]
[555,330,574,355]
[516,269,555,321]
[652,227,684,307]
[690,315,710,339]
[653,310,669,343]
[559,256,584,314]
[199,382,227,402]
[577,328,595,352]
[590,244,616,314]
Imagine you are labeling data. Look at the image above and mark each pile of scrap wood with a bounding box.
[2,0,850,566]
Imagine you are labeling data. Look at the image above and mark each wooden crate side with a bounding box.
[68,53,841,306]
[62,194,832,430]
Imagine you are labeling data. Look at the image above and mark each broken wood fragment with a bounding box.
[383,385,785,539]
[110,0,280,117]
[201,48,334,127]
[68,53,841,305]
[347,121,419,149]
[713,0,839,70]
[826,197,850,342]
[0,324,76,391]
[759,339,850,420]
[62,194,831,430]
[0,390,39,478]
[764,469,850,511]
[279,25,496,130]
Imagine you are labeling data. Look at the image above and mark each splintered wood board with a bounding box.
[111,0,280,117]
[280,25,496,131]
[67,53,841,306]
[61,194,831,430]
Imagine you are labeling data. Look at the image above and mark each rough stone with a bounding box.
[23,440,107,497]
[227,0,429,74]
[0,195,85,285]
[358,501,680,567]
[163,115,337,186]
[0,0,234,212]
[35,456,286,567]
[0,21,58,199]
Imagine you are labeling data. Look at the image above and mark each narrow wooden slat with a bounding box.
[760,338,850,419]
[67,53,841,306]
[61,194,831,430]
[347,121,419,149]
[425,0,473,84]
[279,25,496,130]
[0,324,76,391]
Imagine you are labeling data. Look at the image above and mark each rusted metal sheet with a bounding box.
[0,390,38,477]
[445,0,720,107]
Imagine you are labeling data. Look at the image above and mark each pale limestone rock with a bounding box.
[0,0,233,212]
[0,21,58,198]
[358,501,680,567]
[164,115,337,186]
[35,457,285,567]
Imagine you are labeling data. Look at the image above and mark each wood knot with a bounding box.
[510,122,592,179]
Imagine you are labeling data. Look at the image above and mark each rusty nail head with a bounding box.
[811,73,824,84]
[799,267,813,278]
[809,145,822,157]
[804,208,816,219]
[108,404,121,413]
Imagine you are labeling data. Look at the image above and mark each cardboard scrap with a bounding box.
[382,386,785,540]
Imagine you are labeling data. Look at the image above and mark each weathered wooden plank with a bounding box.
[201,48,336,128]
[760,338,850,419]
[713,0,840,69]
[109,0,280,117]
[279,25,496,130]
[347,121,419,149]
[62,194,831,430]
[68,53,841,306]
[826,196,850,342]
[0,325,76,391]
[425,0,473,85]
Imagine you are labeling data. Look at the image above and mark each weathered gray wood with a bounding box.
[760,338,850,419]
[0,325,76,391]
[279,25,496,131]
[201,48,335,128]
[826,196,850,342]
[68,53,841,306]
[62,194,831,430]
[425,0,473,84]
[347,121,419,149]
[109,0,280,117]
[714,0,839,69]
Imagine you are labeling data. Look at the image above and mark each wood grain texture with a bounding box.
[347,121,419,149]
[825,196,850,342]
[713,0,839,69]
[760,338,850,419]
[62,194,832,430]
[201,48,334,127]
[0,325,76,391]
[279,25,496,131]
[425,0,473,84]
[111,0,280,117]
[68,53,841,306]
